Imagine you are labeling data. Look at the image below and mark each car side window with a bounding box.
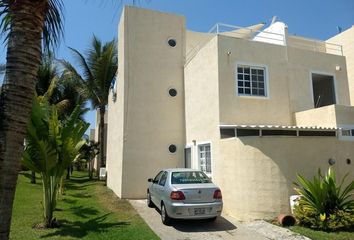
[159,172,167,186]
[153,171,164,183]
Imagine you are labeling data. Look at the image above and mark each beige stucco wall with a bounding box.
[107,6,186,198]
[218,137,354,220]
[184,36,221,176]
[216,35,349,126]
[328,26,354,105]
[295,104,354,127]
[287,46,349,116]
[217,35,292,126]
[106,9,126,197]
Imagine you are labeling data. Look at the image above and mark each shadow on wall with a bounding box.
[238,136,354,193]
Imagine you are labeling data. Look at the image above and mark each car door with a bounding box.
[150,171,163,206]
[155,171,168,206]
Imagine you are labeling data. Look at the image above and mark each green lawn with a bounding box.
[10,171,159,240]
[289,226,354,240]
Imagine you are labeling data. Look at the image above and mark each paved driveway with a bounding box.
[129,200,267,240]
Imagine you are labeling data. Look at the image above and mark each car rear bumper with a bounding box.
[164,201,223,219]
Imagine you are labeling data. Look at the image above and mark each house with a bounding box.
[106,6,354,220]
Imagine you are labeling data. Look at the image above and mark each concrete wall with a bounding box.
[295,104,354,127]
[106,9,126,197]
[287,46,350,116]
[218,137,354,220]
[184,37,221,175]
[107,6,186,198]
[216,35,349,126]
[217,35,291,126]
[328,26,354,105]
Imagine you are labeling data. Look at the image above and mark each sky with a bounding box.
[1,0,354,131]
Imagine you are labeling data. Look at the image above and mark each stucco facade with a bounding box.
[106,6,354,220]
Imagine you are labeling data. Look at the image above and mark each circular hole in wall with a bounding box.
[168,144,177,153]
[328,158,336,165]
[346,158,351,165]
[168,88,177,97]
[168,38,177,47]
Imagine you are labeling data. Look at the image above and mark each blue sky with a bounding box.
[1,0,354,131]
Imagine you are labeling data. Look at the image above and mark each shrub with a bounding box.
[293,167,354,231]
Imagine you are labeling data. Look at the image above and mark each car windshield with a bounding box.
[171,171,212,184]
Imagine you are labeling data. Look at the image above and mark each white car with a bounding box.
[147,168,223,225]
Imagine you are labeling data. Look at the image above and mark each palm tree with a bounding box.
[22,97,88,227]
[62,36,117,177]
[0,1,64,238]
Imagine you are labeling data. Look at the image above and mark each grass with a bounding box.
[288,226,354,240]
[10,171,159,240]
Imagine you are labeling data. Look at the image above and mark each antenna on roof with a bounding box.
[271,16,277,25]
[337,26,342,33]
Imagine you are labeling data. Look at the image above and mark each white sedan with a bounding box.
[147,168,223,225]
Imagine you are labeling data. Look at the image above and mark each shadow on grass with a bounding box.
[20,172,42,185]
[40,213,129,239]
[69,206,100,219]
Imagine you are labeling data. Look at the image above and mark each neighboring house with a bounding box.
[94,110,108,169]
[106,6,354,220]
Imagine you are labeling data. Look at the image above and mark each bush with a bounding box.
[293,167,354,231]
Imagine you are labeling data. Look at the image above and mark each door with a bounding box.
[184,147,192,168]
[150,171,163,205]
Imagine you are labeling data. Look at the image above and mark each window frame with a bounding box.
[158,171,168,186]
[338,125,354,141]
[197,142,212,176]
[235,62,269,99]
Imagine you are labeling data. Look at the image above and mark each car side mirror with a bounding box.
[148,178,153,182]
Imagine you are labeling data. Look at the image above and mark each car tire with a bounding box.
[207,216,217,222]
[161,203,172,225]
[147,191,154,208]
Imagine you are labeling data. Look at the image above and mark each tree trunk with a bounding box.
[31,171,36,184]
[96,107,105,178]
[42,174,58,228]
[0,2,47,239]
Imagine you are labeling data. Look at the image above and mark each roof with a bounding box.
[219,124,339,131]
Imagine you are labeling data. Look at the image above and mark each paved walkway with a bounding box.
[129,200,267,240]
[130,200,311,240]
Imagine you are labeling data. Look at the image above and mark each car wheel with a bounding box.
[147,191,154,208]
[161,203,171,225]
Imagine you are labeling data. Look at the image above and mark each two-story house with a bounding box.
[106,6,354,220]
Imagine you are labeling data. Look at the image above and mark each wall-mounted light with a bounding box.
[192,140,196,146]
[328,158,336,165]
[335,65,341,71]
[227,51,231,55]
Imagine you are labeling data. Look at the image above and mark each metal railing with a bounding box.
[185,23,343,65]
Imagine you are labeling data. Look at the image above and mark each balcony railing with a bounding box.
[186,23,343,64]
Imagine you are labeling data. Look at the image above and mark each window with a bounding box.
[198,144,211,174]
[171,171,211,184]
[312,73,336,108]
[220,128,236,139]
[153,171,164,183]
[159,172,167,186]
[236,129,260,137]
[237,65,267,97]
[168,88,177,97]
[168,144,177,153]
[168,38,177,47]
[339,127,354,140]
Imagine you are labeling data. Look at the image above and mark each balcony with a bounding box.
[186,23,343,63]
[295,104,354,128]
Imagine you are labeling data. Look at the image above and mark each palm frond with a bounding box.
[0,0,64,50]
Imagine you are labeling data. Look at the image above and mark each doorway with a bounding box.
[312,73,336,108]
